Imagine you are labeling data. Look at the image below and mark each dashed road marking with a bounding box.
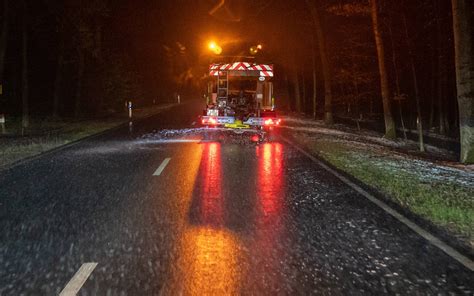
[59,263,97,296]
[153,158,171,176]
[282,136,474,272]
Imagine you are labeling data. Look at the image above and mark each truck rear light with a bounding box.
[264,118,274,125]
[263,118,281,126]
[202,117,218,125]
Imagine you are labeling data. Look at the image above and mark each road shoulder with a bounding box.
[0,104,177,172]
[279,116,474,260]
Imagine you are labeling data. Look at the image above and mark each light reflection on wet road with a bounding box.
[165,142,289,295]
[0,102,473,295]
[175,228,243,295]
[167,142,243,295]
[250,143,287,292]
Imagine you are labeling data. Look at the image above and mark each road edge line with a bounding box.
[281,135,474,272]
[59,262,98,296]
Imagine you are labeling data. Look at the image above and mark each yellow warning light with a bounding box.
[208,41,222,55]
[250,44,263,55]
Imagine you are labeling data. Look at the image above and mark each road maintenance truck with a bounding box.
[201,61,280,133]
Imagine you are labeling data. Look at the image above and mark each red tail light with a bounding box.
[264,118,274,125]
[202,117,218,125]
[264,118,281,126]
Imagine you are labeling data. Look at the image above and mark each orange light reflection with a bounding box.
[177,228,242,295]
[167,143,242,295]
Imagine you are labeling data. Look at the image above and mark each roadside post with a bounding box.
[177,94,181,104]
[0,81,6,134]
[128,101,133,119]
[0,113,5,135]
[127,101,133,133]
[0,84,4,134]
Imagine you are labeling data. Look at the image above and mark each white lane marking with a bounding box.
[59,263,98,296]
[282,136,474,272]
[153,158,171,176]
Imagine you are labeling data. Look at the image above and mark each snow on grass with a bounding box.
[283,115,474,246]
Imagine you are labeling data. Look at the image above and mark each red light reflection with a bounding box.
[258,143,283,218]
[199,143,223,226]
[252,143,286,289]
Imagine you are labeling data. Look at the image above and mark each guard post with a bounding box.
[128,101,133,119]
[0,113,5,135]
[0,83,4,134]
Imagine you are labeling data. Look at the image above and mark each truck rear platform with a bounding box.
[201,62,280,132]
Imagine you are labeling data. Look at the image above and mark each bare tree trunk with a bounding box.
[74,50,85,118]
[388,19,407,140]
[429,29,437,129]
[301,69,306,113]
[437,51,447,134]
[292,63,302,113]
[305,0,333,124]
[402,12,425,151]
[94,21,104,113]
[53,37,64,118]
[452,0,474,163]
[94,21,103,60]
[21,0,29,129]
[370,0,396,139]
[429,49,436,129]
[436,0,448,135]
[0,0,9,84]
[285,74,292,111]
[352,74,360,117]
[311,37,318,119]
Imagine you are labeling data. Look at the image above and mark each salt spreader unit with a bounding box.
[201,62,280,130]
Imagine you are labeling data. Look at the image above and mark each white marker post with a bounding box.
[177,94,181,104]
[0,113,5,134]
[128,101,133,119]
[127,101,133,133]
[0,83,4,134]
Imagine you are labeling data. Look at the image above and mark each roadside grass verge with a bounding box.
[0,119,124,167]
[288,126,474,247]
[0,104,175,168]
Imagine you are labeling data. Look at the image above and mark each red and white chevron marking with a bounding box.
[260,70,273,77]
[209,62,273,76]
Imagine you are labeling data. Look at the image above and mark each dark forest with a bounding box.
[0,0,473,162]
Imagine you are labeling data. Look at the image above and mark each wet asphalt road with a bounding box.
[0,101,473,295]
